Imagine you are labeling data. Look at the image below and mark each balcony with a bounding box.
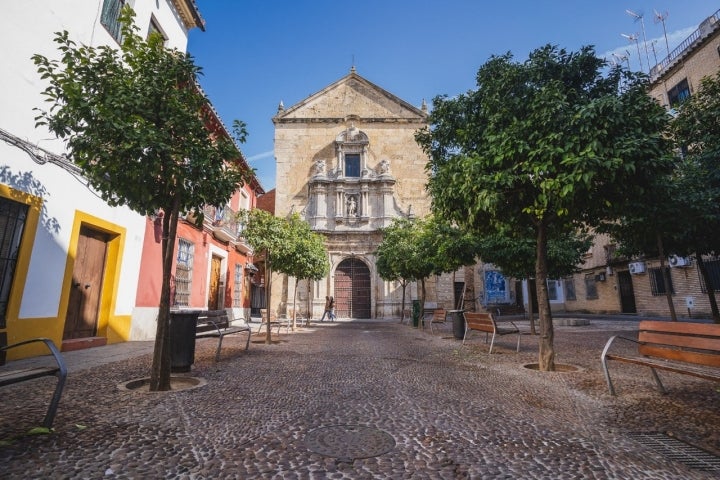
[202,205,238,243]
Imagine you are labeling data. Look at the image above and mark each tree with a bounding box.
[242,209,290,344]
[279,214,329,329]
[417,45,673,370]
[376,219,423,323]
[476,227,592,334]
[671,71,720,323]
[33,9,250,390]
[376,217,479,323]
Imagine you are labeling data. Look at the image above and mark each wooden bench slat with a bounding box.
[639,331,720,352]
[601,320,720,396]
[462,312,520,353]
[638,344,720,368]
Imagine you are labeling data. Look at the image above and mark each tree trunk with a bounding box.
[536,222,555,371]
[150,197,180,391]
[264,254,273,344]
[400,279,407,324]
[656,233,677,321]
[696,254,720,323]
[292,280,298,331]
[419,278,427,328]
[526,283,537,335]
[307,279,312,326]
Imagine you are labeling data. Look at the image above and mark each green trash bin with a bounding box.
[412,300,420,328]
[170,310,200,373]
[449,309,466,340]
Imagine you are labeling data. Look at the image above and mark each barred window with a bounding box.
[649,267,674,296]
[0,198,28,327]
[100,0,126,43]
[699,259,720,293]
[174,239,194,306]
[585,274,598,300]
[233,263,243,308]
[547,279,558,301]
[563,277,576,301]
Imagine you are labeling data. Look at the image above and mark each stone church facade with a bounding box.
[271,69,435,319]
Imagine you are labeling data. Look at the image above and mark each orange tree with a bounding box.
[33,9,250,390]
[416,45,673,370]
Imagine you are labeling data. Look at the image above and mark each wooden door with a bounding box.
[334,258,371,318]
[208,255,222,310]
[64,226,108,339]
[617,270,637,313]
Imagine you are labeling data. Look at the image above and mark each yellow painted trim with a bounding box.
[0,186,42,349]
[59,212,128,342]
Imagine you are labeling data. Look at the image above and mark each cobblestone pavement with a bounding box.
[1,318,719,479]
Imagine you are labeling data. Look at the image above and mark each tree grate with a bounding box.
[628,432,720,472]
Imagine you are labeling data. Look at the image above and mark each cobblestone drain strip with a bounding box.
[628,432,720,472]
[303,425,396,461]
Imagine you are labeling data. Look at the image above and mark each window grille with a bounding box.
[649,267,674,296]
[585,274,598,300]
[174,239,194,306]
[233,263,243,307]
[564,277,576,301]
[0,198,28,327]
[699,259,720,293]
[100,0,126,43]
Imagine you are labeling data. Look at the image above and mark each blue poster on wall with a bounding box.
[485,271,506,303]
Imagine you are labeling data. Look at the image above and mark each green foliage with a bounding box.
[31,7,251,389]
[416,44,673,369]
[32,7,248,216]
[280,213,329,281]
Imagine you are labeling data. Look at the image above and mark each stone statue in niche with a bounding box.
[346,195,358,217]
[378,159,390,175]
[314,159,326,175]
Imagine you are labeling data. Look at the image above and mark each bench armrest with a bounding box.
[600,334,639,362]
[1,338,67,375]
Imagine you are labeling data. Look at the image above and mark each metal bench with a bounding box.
[462,312,521,353]
[195,310,251,362]
[600,320,720,396]
[428,309,448,334]
[0,338,67,428]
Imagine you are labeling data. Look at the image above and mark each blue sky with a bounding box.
[187,1,717,192]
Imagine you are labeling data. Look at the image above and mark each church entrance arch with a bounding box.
[334,258,371,318]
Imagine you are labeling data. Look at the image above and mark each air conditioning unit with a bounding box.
[628,262,646,275]
[668,255,691,268]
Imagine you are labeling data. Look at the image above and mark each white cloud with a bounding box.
[247,150,275,162]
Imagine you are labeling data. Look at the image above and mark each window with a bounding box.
[100,0,126,43]
[233,263,243,308]
[547,279,558,301]
[649,267,674,296]
[345,154,361,177]
[699,259,720,293]
[585,274,598,300]
[0,198,28,327]
[563,277,576,301]
[174,239,194,306]
[147,16,167,44]
[667,78,690,107]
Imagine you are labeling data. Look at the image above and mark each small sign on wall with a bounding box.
[685,296,695,309]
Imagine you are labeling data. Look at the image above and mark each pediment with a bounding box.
[274,71,426,123]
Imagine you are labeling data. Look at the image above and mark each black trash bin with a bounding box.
[449,309,466,340]
[170,310,200,373]
[412,300,420,328]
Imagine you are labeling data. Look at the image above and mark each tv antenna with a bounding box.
[654,10,671,58]
[621,33,644,72]
[612,52,630,70]
[626,9,651,72]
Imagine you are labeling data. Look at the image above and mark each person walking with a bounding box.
[328,296,336,322]
[320,296,331,322]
